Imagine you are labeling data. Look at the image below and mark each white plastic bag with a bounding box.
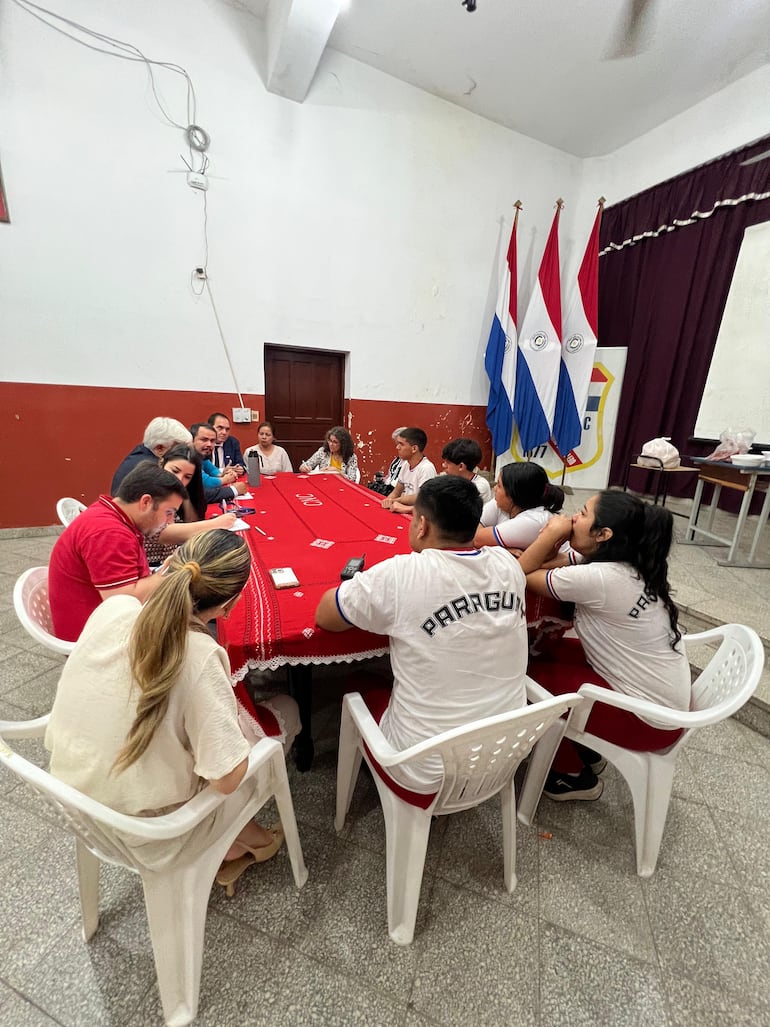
[704,428,756,462]
[638,437,680,469]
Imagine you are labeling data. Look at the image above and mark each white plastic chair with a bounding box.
[56,497,87,526]
[335,689,582,945]
[518,624,764,878]
[13,566,75,656]
[0,718,308,1027]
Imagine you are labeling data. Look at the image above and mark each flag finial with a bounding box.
[598,196,606,208]
[555,198,565,210]
[513,200,523,210]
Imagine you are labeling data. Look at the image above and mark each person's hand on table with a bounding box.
[299,462,311,473]
[221,469,238,485]
[391,501,412,515]
[233,481,248,496]
[230,463,245,477]
[381,495,394,510]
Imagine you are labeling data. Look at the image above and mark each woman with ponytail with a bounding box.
[46,530,300,888]
[518,490,690,801]
[474,461,569,553]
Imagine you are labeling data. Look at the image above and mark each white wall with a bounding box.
[575,64,770,224]
[0,0,583,406]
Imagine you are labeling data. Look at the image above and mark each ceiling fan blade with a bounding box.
[603,0,657,60]
[740,149,770,167]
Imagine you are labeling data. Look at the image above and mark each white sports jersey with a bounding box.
[398,456,437,496]
[480,502,571,555]
[472,474,492,503]
[545,561,690,710]
[480,497,506,527]
[336,546,528,789]
[492,507,553,549]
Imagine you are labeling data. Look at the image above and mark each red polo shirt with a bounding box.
[49,495,150,642]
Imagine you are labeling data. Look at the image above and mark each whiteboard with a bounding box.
[694,220,770,441]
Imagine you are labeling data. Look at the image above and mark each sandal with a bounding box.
[215,824,285,897]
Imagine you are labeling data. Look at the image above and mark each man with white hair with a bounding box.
[110,417,192,493]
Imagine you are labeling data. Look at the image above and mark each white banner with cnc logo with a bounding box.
[497,347,628,490]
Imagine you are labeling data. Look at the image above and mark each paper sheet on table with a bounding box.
[237,492,254,500]
[229,518,251,531]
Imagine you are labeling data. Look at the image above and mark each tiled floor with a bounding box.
[0,492,769,1026]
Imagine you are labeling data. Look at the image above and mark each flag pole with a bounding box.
[559,199,568,485]
[552,198,567,484]
[505,200,522,465]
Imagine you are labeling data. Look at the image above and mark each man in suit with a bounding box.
[208,412,244,472]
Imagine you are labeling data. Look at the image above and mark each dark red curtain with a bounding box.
[598,136,770,496]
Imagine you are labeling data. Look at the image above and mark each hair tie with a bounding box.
[183,560,201,584]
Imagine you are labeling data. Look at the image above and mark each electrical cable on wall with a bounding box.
[203,277,245,409]
[12,1,199,141]
[11,0,209,188]
[11,0,249,406]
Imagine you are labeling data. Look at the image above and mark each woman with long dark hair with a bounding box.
[474,461,567,551]
[299,426,359,481]
[46,531,300,891]
[519,489,690,801]
[163,445,207,519]
[144,446,235,566]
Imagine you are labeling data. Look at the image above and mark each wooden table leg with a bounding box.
[287,664,314,772]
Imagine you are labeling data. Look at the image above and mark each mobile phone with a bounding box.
[236,507,256,516]
[340,556,365,580]
[270,567,299,588]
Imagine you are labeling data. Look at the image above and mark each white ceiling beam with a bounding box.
[265,0,343,103]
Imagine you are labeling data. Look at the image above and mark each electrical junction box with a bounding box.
[232,408,252,423]
[187,172,208,191]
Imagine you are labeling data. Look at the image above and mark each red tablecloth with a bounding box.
[216,473,413,678]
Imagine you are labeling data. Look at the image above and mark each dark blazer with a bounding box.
[211,434,244,469]
[110,444,156,494]
[204,482,238,505]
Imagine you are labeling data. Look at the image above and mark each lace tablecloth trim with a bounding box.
[230,647,390,682]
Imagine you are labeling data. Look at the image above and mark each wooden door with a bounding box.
[264,345,346,470]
